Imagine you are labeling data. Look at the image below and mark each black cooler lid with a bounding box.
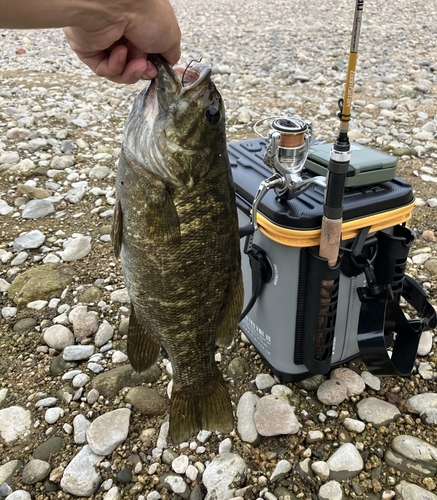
[228,138,414,230]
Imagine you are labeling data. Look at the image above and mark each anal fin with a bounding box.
[127,305,161,373]
[169,370,234,444]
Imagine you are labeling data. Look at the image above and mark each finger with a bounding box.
[160,41,181,66]
[106,59,156,84]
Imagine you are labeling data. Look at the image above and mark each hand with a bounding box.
[63,0,181,84]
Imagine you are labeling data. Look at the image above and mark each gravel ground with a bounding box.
[1,0,437,499]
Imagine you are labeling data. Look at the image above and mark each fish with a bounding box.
[111,55,243,444]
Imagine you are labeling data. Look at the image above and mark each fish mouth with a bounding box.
[149,55,212,94]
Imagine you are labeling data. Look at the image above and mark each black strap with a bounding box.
[239,243,272,321]
[357,275,436,376]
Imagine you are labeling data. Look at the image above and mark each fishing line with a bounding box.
[182,58,203,87]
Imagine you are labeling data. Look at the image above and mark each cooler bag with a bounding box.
[228,137,436,382]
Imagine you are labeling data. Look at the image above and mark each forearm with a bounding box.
[0,0,114,29]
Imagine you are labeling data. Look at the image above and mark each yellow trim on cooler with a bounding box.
[256,200,415,247]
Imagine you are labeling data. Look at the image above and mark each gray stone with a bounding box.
[73,414,91,444]
[94,321,114,347]
[27,138,48,152]
[317,379,348,406]
[60,445,103,496]
[270,459,292,482]
[311,461,330,481]
[0,460,24,485]
[63,345,95,361]
[254,395,299,436]
[110,288,130,303]
[418,330,434,356]
[255,373,276,392]
[8,263,76,307]
[343,418,366,433]
[0,406,32,445]
[89,165,110,179]
[395,480,437,500]
[44,407,63,424]
[125,387,167,416]
[0,200,13,215]
[326,443,364,481]
[32,436,64,460]
[11,251,28,266]
[22,199,54,219]
[60,236,92,262]
[226,356,250,379]
[236,392,260,445]
[4,490,32,500]
[318,480,344,500]
[385,435,437,476]
[330,368,366,396]
[408,393,437,413]
[356,397,400,426]
[12,229,46,251]
[360,371,381,391]
[91,364,161,399]
[50,155,75,170]
[72,310,99,339]
[0,152,20,164]
[21,459,51,484]
[43,325,75,350]
[86,408,131,456]
[203,453,247,500]
[163,475,189,496]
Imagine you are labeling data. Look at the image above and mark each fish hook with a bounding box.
[182,58,203,87]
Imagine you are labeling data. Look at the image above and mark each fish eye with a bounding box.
[205,106,220,125]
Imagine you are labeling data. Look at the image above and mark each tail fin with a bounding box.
[169,372,234,444]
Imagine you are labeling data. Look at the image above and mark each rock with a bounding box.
[50,155,75,169]
[44,407,63,424]
[22,199,55,219]
[311,461,330,481]
[43,325,75,350]
[33,437,64,460]
[270,460,292,482]
[60,445,103,496]
[86,408,131,455]
[94,321,114,347]
[63,345,95,361]
[254,395,300,436]
[79,286,102,303]
[91,364,161,399]
[0,152,20,164]
[4,490,32,500]
[0,278,11,292]
[227,357,250,379]
[172,455,189,474]
[72,310,99,339]
[73,414,91,444]
[16,184,51,199]
[395,481,437,500]
[0,406,32,446]
[360,371,381,391]
[203,453,247,500]
[318,480,344,500]
[385,435,437,476]
[357,397,401,426]
[0,199,13,215]
[317,379,348,405]
[330,368,365,396]
[8,263,76,306]
[343,417,366,433]
[21,459,51,485]
[110,288,130,303]
[0,460,24,485]
[103,486,122,500]
[8,159,36,176]
[125,387,167,416]
[326,443,364,481]
[236,392,260,445]
[408,393,437,413]
[255,374,276,392]
[60,236,92,262]
[161,475,189,497]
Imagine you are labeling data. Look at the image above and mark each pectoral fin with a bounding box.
[145,185,181,246]
[127,305,161,373]
[111,200,123,259]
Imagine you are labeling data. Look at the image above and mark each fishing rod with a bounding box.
[319,0,364,268]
